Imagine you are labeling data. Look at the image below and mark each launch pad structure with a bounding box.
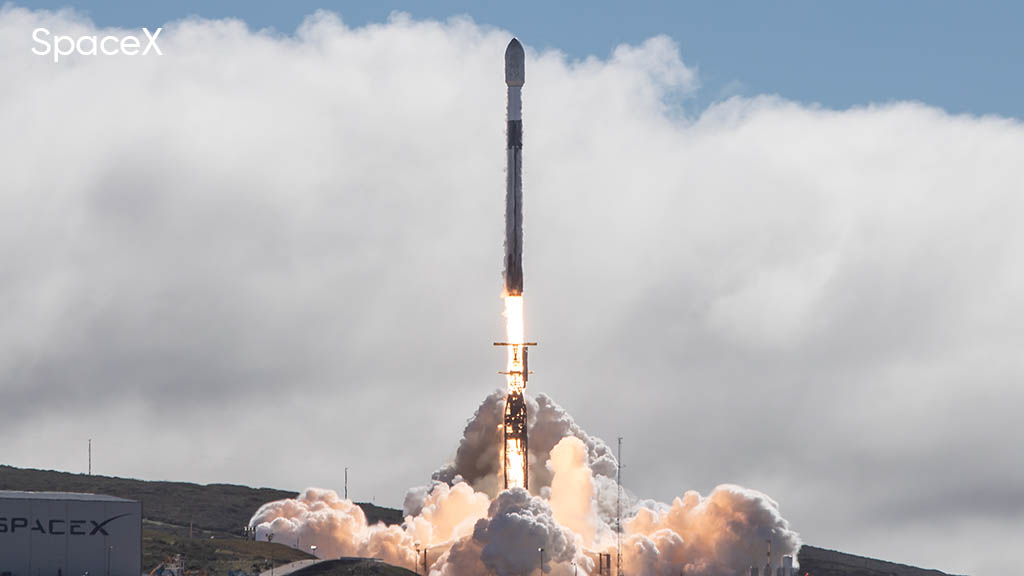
[494,338,536,489]
[504,387,528,490]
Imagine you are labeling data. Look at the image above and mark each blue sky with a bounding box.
[12,0,1024,118]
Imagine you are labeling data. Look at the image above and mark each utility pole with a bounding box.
[345,467,348,500]
[614,434,622,573]
[267,532,275,576]
[88,439,91,475]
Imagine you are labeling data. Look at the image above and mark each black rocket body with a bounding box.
[504,38,525,296]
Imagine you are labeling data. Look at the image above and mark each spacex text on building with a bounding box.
[0,513,131,535]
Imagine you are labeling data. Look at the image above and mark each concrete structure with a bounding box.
[783,555,794,576]
[0,491,141,576]
[258,559,322,576]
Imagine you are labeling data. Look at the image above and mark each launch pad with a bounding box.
[494,340,536,489]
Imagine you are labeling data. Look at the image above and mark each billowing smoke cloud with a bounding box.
[625,486,799,575]
[548,437,601,546]
[249,487,415,565]
[405,481,490,548]
[468,488,577,575]
[250,393,800,575]
[433,393,618,500]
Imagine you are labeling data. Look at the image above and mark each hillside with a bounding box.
[1,465,966,575]
[143,528,315,573]
[292,558,418,576]
[799,545,965,576]
[0,465,401,533]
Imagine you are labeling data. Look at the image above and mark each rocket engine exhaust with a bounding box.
[495,38,533,491]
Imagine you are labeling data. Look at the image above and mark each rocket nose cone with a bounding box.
[505,38,525,86]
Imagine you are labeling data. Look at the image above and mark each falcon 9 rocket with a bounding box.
[494,38,534,491]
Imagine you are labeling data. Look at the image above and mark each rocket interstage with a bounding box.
[495,38,532,491]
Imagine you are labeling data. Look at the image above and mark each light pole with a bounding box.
[105,545,113,576]
[267,532,275,576]
[538,547,545,575]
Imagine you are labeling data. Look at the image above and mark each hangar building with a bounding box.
[0,491,141,576]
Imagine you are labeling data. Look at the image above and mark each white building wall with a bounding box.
[0,493,141,576]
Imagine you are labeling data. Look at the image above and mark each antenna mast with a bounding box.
[617,436,624,576]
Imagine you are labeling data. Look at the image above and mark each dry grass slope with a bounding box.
[0,465,401,533]
[143,528,314,572]
[291,558,418,576]
[0,464,295,534]
[798,545,966,576]
[2,465,967,576]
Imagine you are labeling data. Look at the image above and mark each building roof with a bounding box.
[0,490,137,503]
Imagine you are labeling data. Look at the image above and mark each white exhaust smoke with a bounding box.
[249,393,800,575]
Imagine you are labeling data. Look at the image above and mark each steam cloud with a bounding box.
[250,393,800,575]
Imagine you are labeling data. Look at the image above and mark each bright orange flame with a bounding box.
[505,437,526,489]
[503,295,527,489]
[503,295,525,392]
